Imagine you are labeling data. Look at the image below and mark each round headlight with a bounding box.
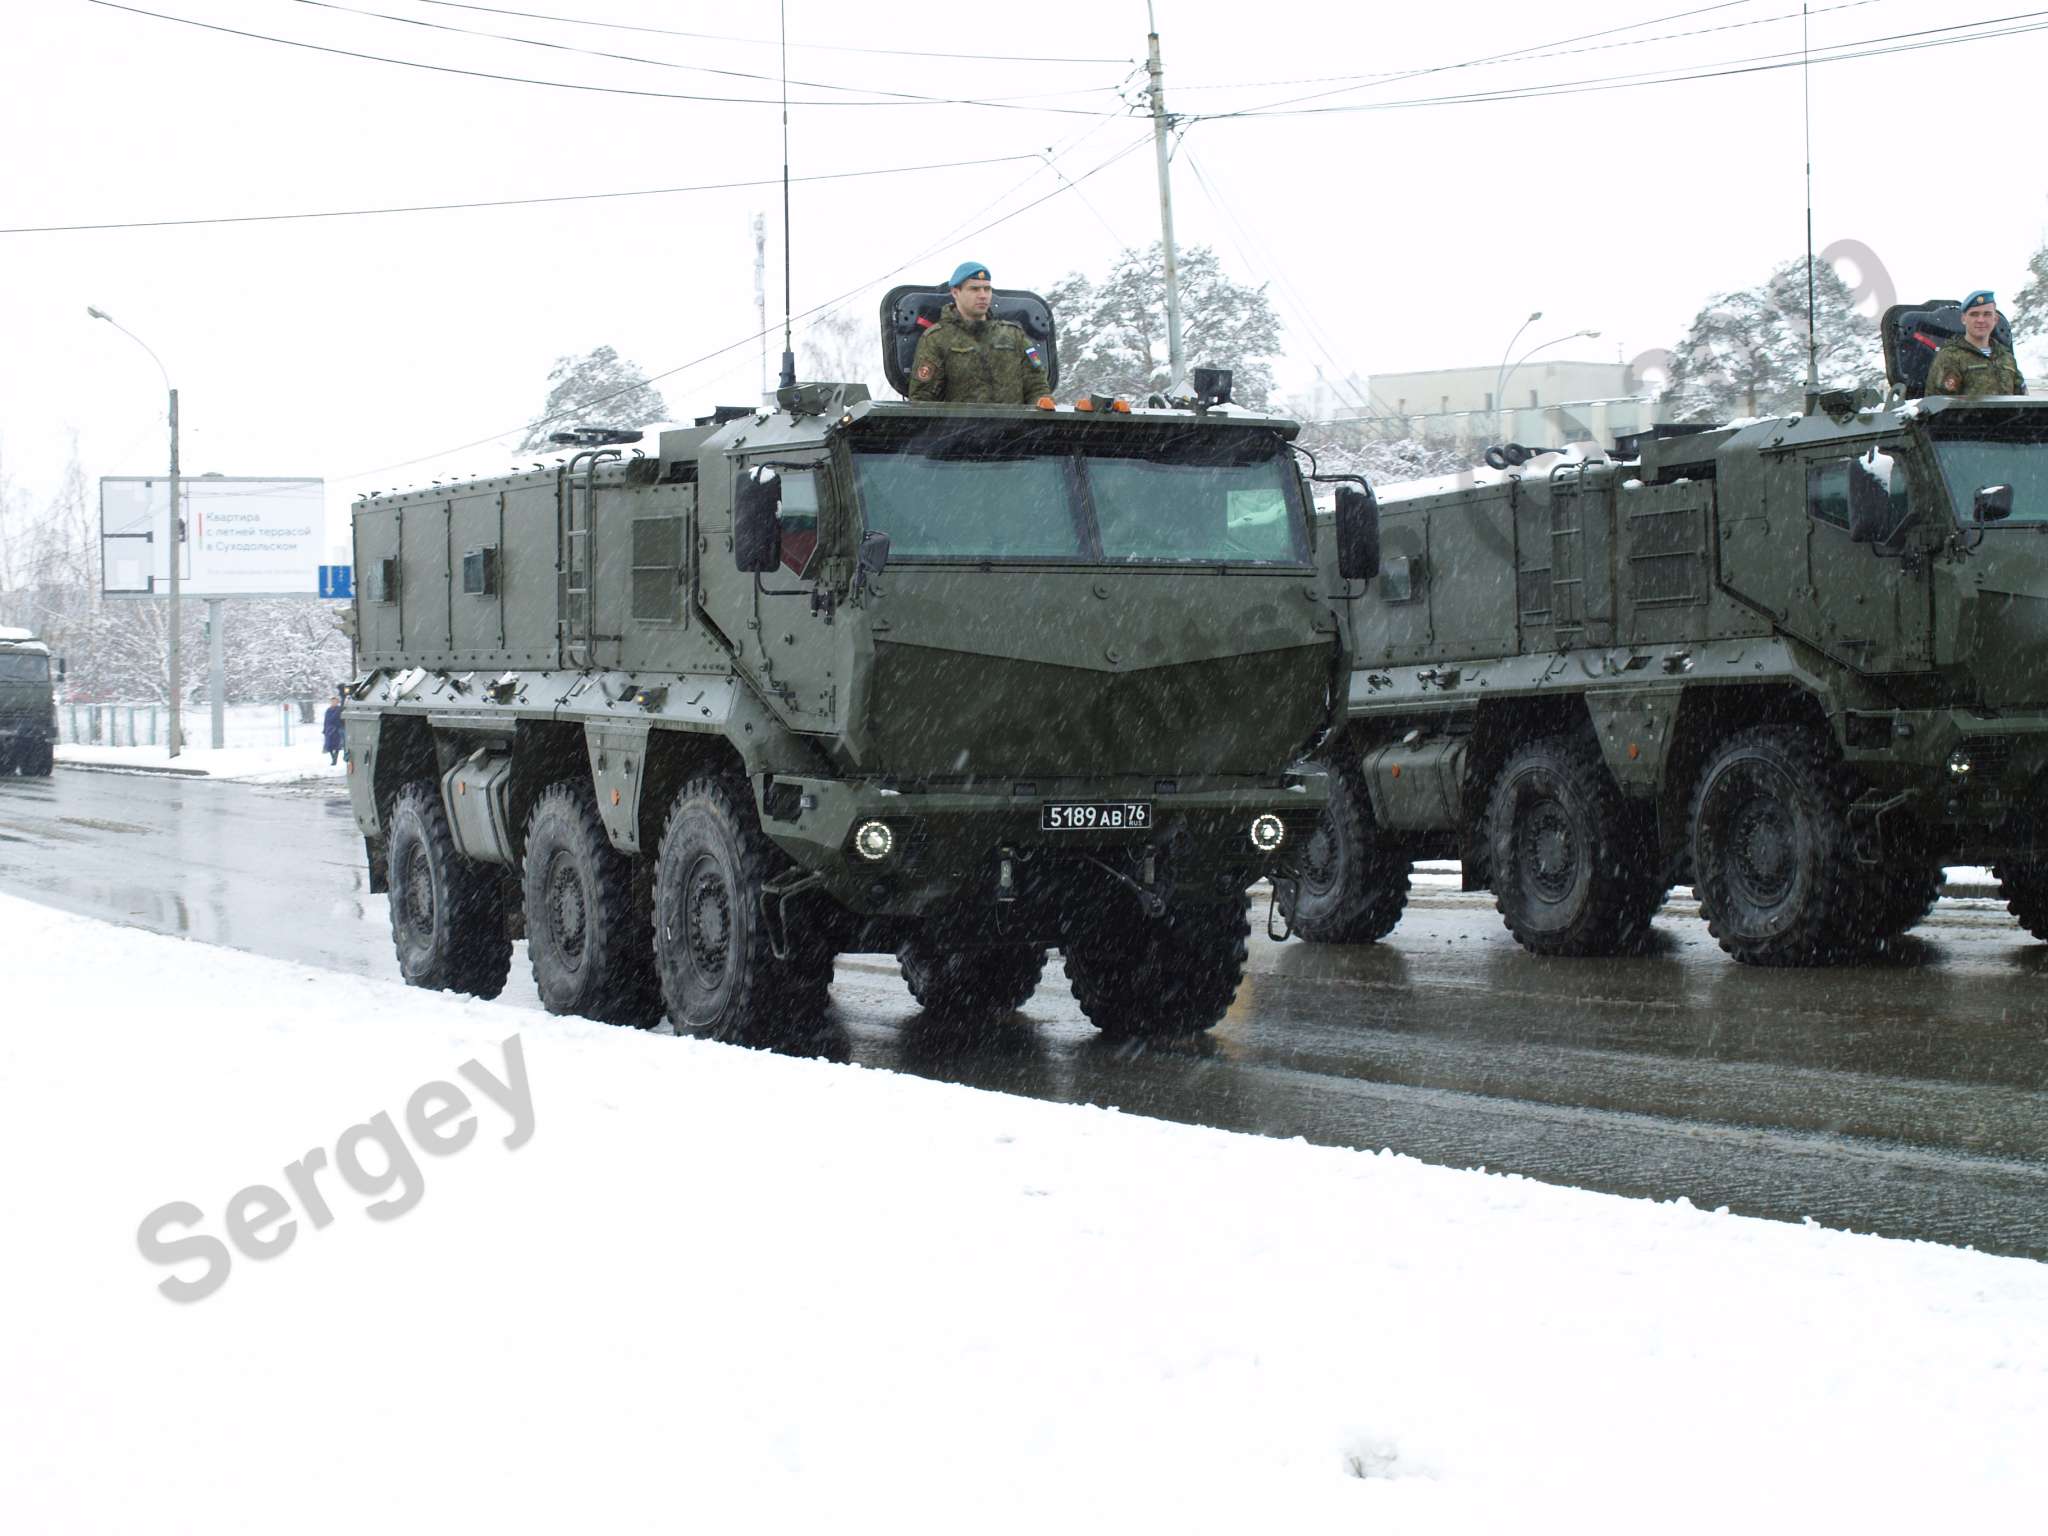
[1250,813,1285,852]
[854,820,895,861]
[1947,749,1974,778]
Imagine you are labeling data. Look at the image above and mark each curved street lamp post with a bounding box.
[87,307,182,757]
[1499,329,1602,445]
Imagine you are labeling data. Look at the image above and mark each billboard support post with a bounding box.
[207,597,224,751]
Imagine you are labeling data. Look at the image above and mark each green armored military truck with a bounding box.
[345,290,1332,1037]
[0,627,59,777]
[1291,301,2048,966]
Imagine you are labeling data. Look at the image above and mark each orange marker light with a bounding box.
[1628,742,1641,761]
[1074,398,1096,412]
[1037,396,1056,410]
[1390,764,1402,778]
[611,788,622,806]
[1111,398,1131,413]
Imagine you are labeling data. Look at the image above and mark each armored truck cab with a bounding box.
[0,628,58,777]
[1292,389,2048,966]
[346,384,1333,1037]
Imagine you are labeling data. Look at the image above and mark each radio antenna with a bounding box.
[1801,2,1820,411]
[776,0,797,400]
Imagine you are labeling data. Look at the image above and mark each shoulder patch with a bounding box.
[916,362,933,381]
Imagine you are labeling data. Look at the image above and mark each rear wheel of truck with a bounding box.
[523,782,659,1026]
[1281,760,1411,944]
[1690,726,1861,966]
[1488,735,1660,957]
[25,740,54,776]
[386,780,511,998]
[1857,858,1943,948]
[1064,900,1250,1039]
[898,939,1047,1022]
[1994,862,2048,941]
[655,775,818,1039]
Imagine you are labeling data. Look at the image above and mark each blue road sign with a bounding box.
[318,564,353,599]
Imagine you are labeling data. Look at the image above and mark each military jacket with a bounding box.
[908,305,1047,404]
[1925,336,2026,398]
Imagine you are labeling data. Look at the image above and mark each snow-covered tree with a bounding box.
[1046,244,1283,407]
[519,345,672,451]
[1661,259,1881,421]
[797,309,884,394]
[2011,244,2048,346]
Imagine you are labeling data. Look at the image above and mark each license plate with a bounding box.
[1040,801,1152,832]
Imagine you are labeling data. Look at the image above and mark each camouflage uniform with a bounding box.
[908,304,1047,404]
[1925,336,2026,398]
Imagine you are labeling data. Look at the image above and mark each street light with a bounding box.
[1493,311,1542,416]
[1499,328,1601,439]
[88,306,182,757]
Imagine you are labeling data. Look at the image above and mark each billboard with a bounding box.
[100,476,324,599]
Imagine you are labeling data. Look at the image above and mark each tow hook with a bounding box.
[1267,879,1296,942]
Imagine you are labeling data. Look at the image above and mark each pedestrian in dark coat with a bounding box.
[322,696,344,765]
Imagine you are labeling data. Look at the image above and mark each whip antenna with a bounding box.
[776,0,797,400]
[1802,3,1819,411]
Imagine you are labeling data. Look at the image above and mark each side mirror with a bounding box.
[56,658,67,681]
[1334,482,1380,583]
[734,467,782,573]
[855,529,891,591]
[1847,461,1891,544]
[1974,484,2014,523]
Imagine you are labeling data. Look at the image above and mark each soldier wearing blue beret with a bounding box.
[1926,291,2026,398]
[909,261,1048,404]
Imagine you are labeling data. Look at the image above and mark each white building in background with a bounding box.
[1301,360,1662,452]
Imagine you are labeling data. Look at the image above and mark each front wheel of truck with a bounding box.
[898,939,1047,1022]
[1064,901,1250,1039]
[386,780,512,998]
[1488,735,1660,957]
[655,775,817,1039]
[1690,726,1861,966]
[1281,761,1411,944]
[1994,861,2048,941]
[22,739,54,777]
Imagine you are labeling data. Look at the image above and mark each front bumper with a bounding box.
[761,771,1327,916]
[1840,708,2048,851]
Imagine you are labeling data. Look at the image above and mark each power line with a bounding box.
[279,0,1123,105]
[0,151,1042,235]
[404,0,1134,64]
[1169,0,1888,93]
[343,132,1156,487]
[81,0,1124,114]
[1192,7,2048,119]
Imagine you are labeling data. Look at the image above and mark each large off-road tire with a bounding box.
[22,739,54,777]
[1994,861,2048,941]
[897,938,1047,1021]
[1690,726,1863,966]
[1281,760,1411,944]
[655,774,826,1038]
[522,782,658,1025]
[1487,734,1661,957]
[1064,901,1250,1039]
[386,780,511,998]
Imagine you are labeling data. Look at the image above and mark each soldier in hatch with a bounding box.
[909,260,1049,404]
[1926,290,2027,398]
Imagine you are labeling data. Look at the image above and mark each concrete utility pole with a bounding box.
[753,212,768,396]
[1145,5,1185,391]
[89,307,183,757]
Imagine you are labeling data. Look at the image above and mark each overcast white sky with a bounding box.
[6,0,2046,557]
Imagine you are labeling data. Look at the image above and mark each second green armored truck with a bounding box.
[345,299,1332,1037]
[1295,303,2048,965]
[0,627,59,777]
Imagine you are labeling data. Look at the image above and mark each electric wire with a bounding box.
[0,152,1044,236]
[81,0,1126,114]
[278,0,1124,104]
[404,0,1134,63]
[341,132,1155,488]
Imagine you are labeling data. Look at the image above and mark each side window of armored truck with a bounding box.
[1807,453,1911,538]
[777,467,820,577]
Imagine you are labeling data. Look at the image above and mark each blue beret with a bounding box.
[1962,290,1997,312]
[948,260,991,288]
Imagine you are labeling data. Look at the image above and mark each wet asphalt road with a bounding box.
[4,767,2046,1260]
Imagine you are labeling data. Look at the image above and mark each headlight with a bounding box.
[1947,749,1974,778]
[1250,814,1285,852]
[854,820,895,861]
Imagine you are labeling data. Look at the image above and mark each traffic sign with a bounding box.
[319,564,353,600]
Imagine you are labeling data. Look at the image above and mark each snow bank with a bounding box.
[56,743,345,783]
[1,893,2041,1533]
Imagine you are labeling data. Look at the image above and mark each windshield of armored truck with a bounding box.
[0,654,49,683]
[1934,439,2048,524]
[850,428,1306,564]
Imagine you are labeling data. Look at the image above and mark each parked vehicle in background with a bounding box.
[0,627,60,777]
